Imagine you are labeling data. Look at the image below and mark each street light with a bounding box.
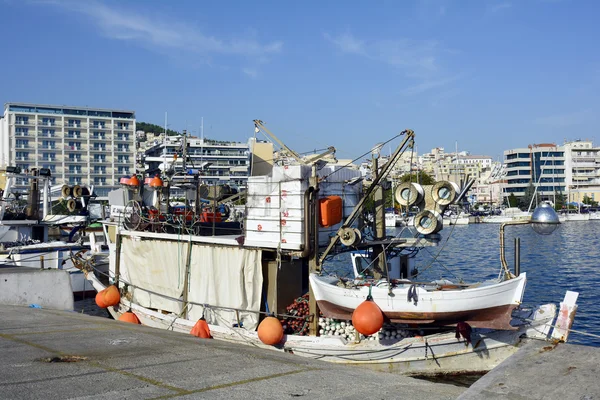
[500,202,560,278]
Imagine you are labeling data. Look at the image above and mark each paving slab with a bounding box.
[0,305,465,400]
[458,340,600,400]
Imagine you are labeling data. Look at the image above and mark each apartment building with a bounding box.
[144,134,251,188]
[0,103,136,197]
[562,140,600,203]
[503,143,566,202]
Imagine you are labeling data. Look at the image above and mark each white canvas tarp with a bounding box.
[120,237,263,330]
[187,246,263,331]
[121,238,189,314]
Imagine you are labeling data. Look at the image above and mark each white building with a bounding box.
[562,140,600,203]
[1,103,136,197]
[143,134,251,188]
[503,143,566,202]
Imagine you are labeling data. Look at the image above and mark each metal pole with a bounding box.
[514,237,520,277]
[114,234,122,286]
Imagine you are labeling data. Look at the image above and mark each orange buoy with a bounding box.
[190,318,212,339]
[257,316,284,345]
[128,175,140,187]
[118,311,140,324]
[149,176,163,189]
[95,289,108,308]
[352,293,384,336]
[103,285,121,307]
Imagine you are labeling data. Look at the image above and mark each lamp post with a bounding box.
[499,202,560,279]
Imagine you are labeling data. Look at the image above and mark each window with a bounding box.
[68,141,81,150]
[69,166,82,174]
[15,151,29,161]
[92,131,105,139]
[67,119,81,127]
[118,166,129,174]
[16,116,29,124]
[16,139,29,148]
[42,140,55,149]
[93,121,105,128]
[93,143,106,151]
[93,154,106,162]
[69,154,81,162]
[117,133,130,140]
[117,122,129,129]
[68,177,82,185]
[42,129,55,137]
[117,144,129,151]
[94,166,106,174]
[42,164,56,173]
[94,177,106,185]
[41,117,55,126]
[67,130,81,138]
[118,155,129,162]
[15,128,28,136]
[42,153,55,161]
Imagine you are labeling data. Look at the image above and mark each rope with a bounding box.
[84,262,308,321]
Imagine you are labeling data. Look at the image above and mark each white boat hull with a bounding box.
[309,273,527,330]
[84,272,557,376]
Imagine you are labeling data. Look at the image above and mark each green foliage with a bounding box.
[508,193,519,207]
[583,195,598,207]
[519,182,537,209]
[554,191,566,210]
[399,171,436,185]
[137,122,180,136]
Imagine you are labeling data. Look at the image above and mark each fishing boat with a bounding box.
[82,121,578,376]
[0,167,108,296]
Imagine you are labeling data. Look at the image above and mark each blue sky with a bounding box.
[1,0,599,162]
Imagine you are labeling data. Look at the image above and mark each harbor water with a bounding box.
[76,221,600,347]
[322,221,600,347]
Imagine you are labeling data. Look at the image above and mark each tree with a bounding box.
[553,190,566,210]
[508,193,519,207]
[399,171,435,185]
[136,122,180,136]
[583,195,598,207]
[520,182,537,210]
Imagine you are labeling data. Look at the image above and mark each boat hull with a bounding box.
[83,271,556,376]
[309,273,527,330]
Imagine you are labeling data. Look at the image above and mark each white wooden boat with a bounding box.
[309,273,526,330]
[84,269,572,376]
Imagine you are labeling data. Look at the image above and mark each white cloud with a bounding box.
[325,32,441,77]
[488,2,512,13]
[42,0,282,74]
[402,75,461,95]
[242,68,258,79]
[533,109,594,127]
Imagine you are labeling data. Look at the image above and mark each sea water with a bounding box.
[321,221,600,347]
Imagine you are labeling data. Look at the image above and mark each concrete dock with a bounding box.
[0,305,465,399]
[458,340,600,400]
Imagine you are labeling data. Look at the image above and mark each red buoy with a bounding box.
[103,285,121,307]
[118,311,140,324]
[95,290,108,309]
[190,318,212,339]
[257,316,284,345]
[352,297,384,336]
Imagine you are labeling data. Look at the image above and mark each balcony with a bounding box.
[65,157,86,164]
[15,156,30,162]
[91,158,108,164]
[115,158,130,164]
[15,144,31,149]
[90,146,108,153]
[15,120,34,126]
[39,121,59,127]
[65,122,86,129]
[90,169,107,175]
[115,147,130,153]
[90,135,107,141]
[115,135,131,141]
[65,170,84,175]
[114,124,132,131]
[14,131,29,137]
[91,124,109,130]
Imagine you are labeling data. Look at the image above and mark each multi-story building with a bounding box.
[0,102,136,197]
[143,134,251,188]
[503,143,566,203]
[562,140,600,203]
